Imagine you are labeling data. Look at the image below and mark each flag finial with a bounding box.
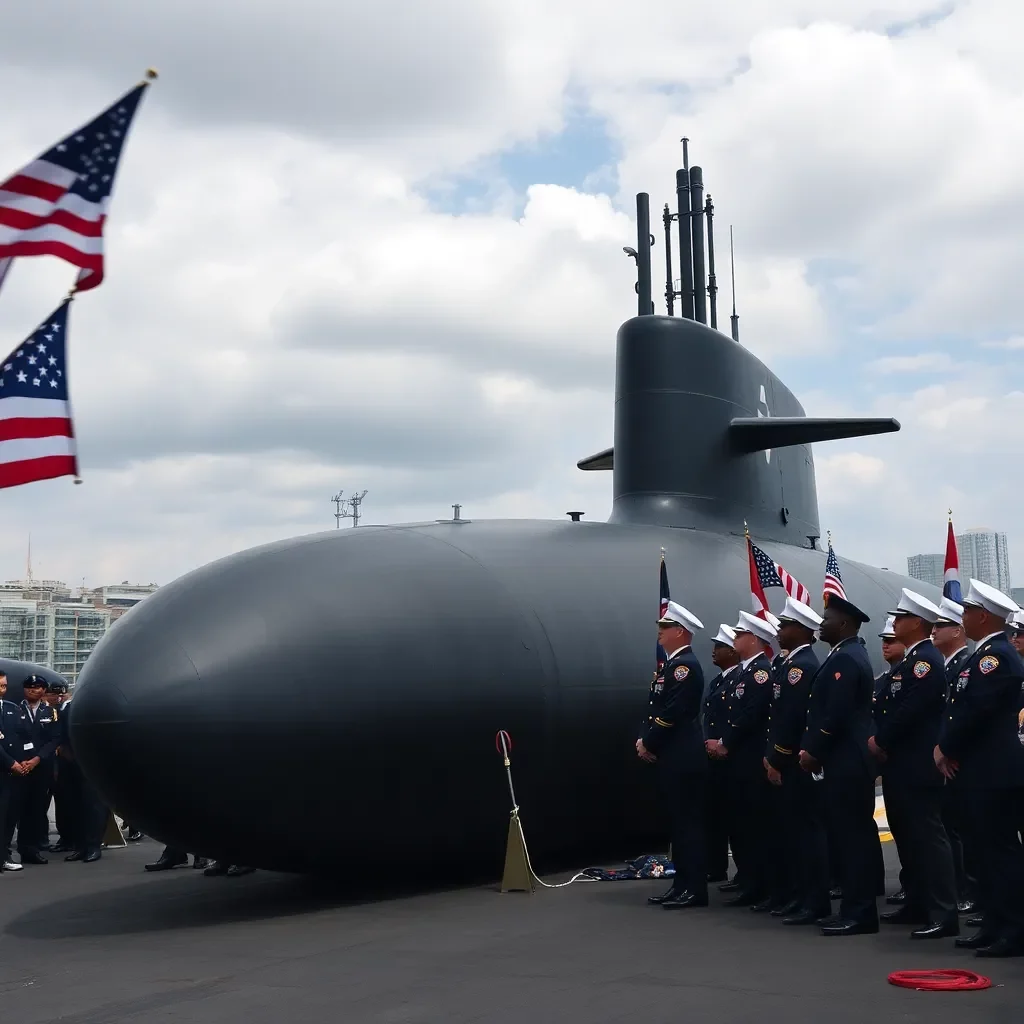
[144,68,159,81]
[948,508,952,522]
[827,529,832,545]
[743,520,749,538]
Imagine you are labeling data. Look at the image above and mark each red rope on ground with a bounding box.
[887,969,992,992]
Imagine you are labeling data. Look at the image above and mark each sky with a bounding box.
[0,0,1020,589]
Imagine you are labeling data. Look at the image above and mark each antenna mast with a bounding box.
[333,490,368,528]
[729,225,740,342]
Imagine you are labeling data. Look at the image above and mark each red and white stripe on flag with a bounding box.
[0,396,77,489]
[774,563,811,605]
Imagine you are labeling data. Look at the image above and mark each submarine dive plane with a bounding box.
[71,149,936,883]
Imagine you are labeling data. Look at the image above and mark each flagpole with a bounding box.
[60,288,83,485]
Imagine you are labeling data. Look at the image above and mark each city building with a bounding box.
[907,528,1013,597]
[0,579,159,683]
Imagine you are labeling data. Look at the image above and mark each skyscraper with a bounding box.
[907,528,1012,596]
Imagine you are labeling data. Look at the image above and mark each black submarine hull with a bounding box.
[70,519,933,879]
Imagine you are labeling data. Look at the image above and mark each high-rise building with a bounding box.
[906,553,944,590]
[0,579,158,682]
[907,528,1012,597]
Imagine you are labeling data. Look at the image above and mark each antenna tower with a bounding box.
[332,489,368,528]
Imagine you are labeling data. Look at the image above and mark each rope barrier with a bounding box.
[495,730,596,889]
[887,970,992,992]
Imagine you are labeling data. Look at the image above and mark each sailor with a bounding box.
[54,691,105,863]
[702,624,740,885]
[762,597,827,924]
[935,579,1024,957]
[798,595,879,936]
[0,671,28,873]
[14,675,61,864]
[640,600,708,909]
[870,590,958,939]
[44,681,75,853]
[930,597,977,915]
[707,610,776,908]
[874,616,907,907]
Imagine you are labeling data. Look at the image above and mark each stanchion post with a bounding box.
[496,730,535,894]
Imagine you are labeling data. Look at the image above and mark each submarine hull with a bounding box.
[70,519,934,880]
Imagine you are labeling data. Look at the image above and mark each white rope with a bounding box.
[509,808,597,888]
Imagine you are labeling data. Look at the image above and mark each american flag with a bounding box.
[657,551,671,669]
[0,78,152,297]
[823,538,846,603]
[0,299,78,489]
[749,538,811,607]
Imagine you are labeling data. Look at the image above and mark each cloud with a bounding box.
[0,0,1023,597]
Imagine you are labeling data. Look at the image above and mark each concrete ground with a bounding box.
[1,836,1021,1023]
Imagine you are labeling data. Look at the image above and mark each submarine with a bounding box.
[70,150,938,883]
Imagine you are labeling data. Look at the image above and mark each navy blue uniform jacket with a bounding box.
[874,639,947,787]
[642,646,706,773]
[720,652,773,768]
[938,633,1024,788]
[765,644,820,771]
[801,636,876,780]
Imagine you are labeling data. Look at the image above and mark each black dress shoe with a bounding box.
[19,851,48,865]
[663,892,709,909]
[966,914,985,928]
[881,906,928,925]
[911,920,959,939]
[723,891,760,907]
[648,886,685,905]
[886,888,906,905]
[955,932,999,950]
[783,908,831,926]
[82,850,101,863]
[48,841,73,853]
[975,937,1024,958]
[820,918,879,936]
[718,881,741,893]
[225,865,255,877]
[145,853,187,871]
[771,898,802,918]
[750,898,777,913]
[64,851,82,861]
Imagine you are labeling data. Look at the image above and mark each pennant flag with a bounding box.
[657,549,670,669]
[747,534,771,620]
[823,533,847,604]
[943,514,961,603]
[0,298,78,489]
[0,72,155,297]
[748,535,810,614]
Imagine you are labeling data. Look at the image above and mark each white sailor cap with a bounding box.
[891,588,940,624]
[934,596,964,627]
[777,595,823,632]
[734,610,778,644]
[657,600,704,632]
[1009,608,1024,632]
[712,624,737,648]
[764,611,782,630]
[877,615,897,639]
[962,578,1020,622]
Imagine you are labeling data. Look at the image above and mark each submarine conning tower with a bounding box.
[578,143,901,548]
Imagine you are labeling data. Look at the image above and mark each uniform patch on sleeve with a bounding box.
[788,668,803,684]
[979,655,999,674]
[913,661,930,678]
[754,669,769,684]
[673,665,689,681]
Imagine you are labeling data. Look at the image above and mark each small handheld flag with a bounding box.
[0,71,156,296]
[823,532,847,604]
[0,298,78,489]
[943,513,961,603]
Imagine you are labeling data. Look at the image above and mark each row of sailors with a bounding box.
[1,675,254,879]
[637,577,1024,958]
[0,675,109,870]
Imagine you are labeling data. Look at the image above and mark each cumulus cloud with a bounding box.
[0,0,1022,592]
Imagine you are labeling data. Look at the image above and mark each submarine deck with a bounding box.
[1,839,1019,1023]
